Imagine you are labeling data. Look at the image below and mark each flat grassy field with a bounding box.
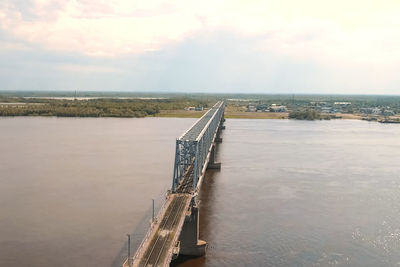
[225,111,288,119]
[155,110,206,118]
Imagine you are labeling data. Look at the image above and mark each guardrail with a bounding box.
[125,192,171,266]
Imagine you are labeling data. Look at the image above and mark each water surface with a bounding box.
[0,117,194,267]
[1,118,400,267]
[178,119,400,267]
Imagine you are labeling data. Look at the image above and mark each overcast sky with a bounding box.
[1,0,400,94]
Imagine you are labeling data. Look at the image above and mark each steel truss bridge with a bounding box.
[123,101,225,267]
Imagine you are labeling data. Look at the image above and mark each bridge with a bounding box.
[123,101,225,267]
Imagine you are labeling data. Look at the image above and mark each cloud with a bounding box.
[0,0,203,56]
[0,0,399,93]
[1,30,399,94]
[1,0,399,59]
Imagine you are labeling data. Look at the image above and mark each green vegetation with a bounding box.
[226,94,400,114]
[289,109,330,120]
[1,91,400,120]
[0,97,212,118]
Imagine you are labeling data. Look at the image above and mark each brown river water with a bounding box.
[1,117,400,267]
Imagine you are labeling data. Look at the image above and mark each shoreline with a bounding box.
[154,110,371,120]
[0,110,398,123]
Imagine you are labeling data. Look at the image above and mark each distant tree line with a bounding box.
[0,97,212,118]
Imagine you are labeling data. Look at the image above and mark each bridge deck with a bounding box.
[126,194,191,267]
[180,102,223,141]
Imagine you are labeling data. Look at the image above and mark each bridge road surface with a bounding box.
[138,194,190,267]
[124,165,195,267]
[124,193,191,267]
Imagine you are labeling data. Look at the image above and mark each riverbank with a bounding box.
[153,109,400,122]
[0,98,212,118]
[154,109,288,119]
[154,110,296,119]
[0,97,398,122]
[1,108,397,122]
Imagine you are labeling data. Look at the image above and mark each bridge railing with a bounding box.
[126,192,170,266]
[172,101,225,192]
[193,102,224,189]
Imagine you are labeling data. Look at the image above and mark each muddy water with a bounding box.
[176,119,400,267]
[0,117,194,267]
[1,118,400,267]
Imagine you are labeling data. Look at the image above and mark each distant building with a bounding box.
[334,102,351,106]
[310,101,328,107]
[321,107,334,113]
[360,107,381,115]
[269,104,287,112]
[383,110,395,116]
[184,107,196,111]
[247,105,257,112]
[256,104,269,112]
[195,106,203,111]
[360,108,373,114]
[372,108,381,115]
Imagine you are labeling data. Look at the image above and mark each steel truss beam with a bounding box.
[172,101,225,192]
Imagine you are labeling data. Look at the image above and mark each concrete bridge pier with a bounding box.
[215,121,225,143]
[178,202,207,256]
[207,144,221,170]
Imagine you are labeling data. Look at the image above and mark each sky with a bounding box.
[0,0,400,94]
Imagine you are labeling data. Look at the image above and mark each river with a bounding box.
[1,118,400,267]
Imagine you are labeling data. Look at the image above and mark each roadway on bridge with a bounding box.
[128,194,191,267]
[131,167,195,267]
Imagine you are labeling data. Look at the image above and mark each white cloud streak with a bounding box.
[1,0,399,59]
[0,0,400,93]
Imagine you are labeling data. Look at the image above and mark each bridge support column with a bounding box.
[215,118,225,143]
[207,144,221,170]
[179,203,206,257]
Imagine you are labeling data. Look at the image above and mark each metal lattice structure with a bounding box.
[124,101,225,267]
[172,101,225,192]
